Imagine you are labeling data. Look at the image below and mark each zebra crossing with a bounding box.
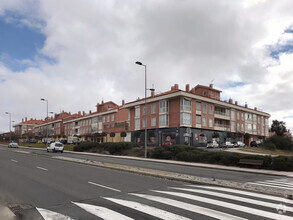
[248,178,293,191]
[36,185,293,220]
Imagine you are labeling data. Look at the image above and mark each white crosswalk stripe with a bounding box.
[36,208,73,220]
[35,184,293,220]
[104,197,191,220]
[72,202,134,220]
[248,178,293,191]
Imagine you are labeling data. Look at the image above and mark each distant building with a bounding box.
[123,84,270,146]
[13,117,44,139]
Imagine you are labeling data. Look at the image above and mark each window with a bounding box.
[106,124,110,129]
[237,123,240,131]
[253,124,257,131]
[128,109,130,120]
[196,102,201,111]
[181,97,191,111]
[142,118,146,128]
[231,121,235,131]
[107,115,110,122]
[203,104,207,113]
[111,123,114,128]
[245,113,252,120]
[209,105,213,115]
[143,106,146,115]
[237,112,240,120]
[241,113,244,121]
[241,123,244,132]
[181,113,191,125]
[135,118,140,129]
[102,116,105,123]
[135,106,140,117]
[209,118,213,128]
[151,104,156,114]
[159,100,168,113]
[196,115,201,124]
[159,114,168,126]
[245,123,252,131]
[253,114,257,122]
[203,91,207,96]
[151,117,156,127]
[202,117,206,126]
[111,114,114,121]
[231,109,235,120]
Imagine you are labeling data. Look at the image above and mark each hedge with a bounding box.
[150,145,293,171]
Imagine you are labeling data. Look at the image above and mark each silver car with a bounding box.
[8,142,19,148]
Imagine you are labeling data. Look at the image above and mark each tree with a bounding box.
[133,131,141,142]
[212,132,220,138]
[270,120,287,136]
[244,133,250,140]
[110,132,115,142]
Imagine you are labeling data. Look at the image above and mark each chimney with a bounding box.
[83,111,85,116]
[101,100,104,104]
[174,84,179,90]
[89,110,92,114]
[30,118,33,121]
[229,98,233,104]
[185,84,190,92]
[209,84,213,88]
[25,117,27,122]
[96,103,99,112]
[235,101,238,105]
[69,112,71,115]
[122,100,125,105]
[151,90,155,97]
[254,107,257,110]
[171,86,174,91]
[22,118,24,122]
[78,111,81,116]
[245,102,248,108]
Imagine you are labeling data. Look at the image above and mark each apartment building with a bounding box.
[123,84,270,146]
[33,111,77,138]
[63,101,130,143]
[13,117,44,138]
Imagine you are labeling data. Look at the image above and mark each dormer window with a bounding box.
[203,91,207,96]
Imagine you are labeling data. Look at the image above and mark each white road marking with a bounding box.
[263,179,293,186]
[15,150,30,154]
[36,166,48,171]
[151,190,292,220]
[186,185,293,205]
[88,181,121,192]
[248,182,293,191]
[104,197,191,220]
[36,207,73,220]
[11,159,18,163]
[72,202,134,220]
[250,181,293,188]
[170,187,293,212]
[131,193,247,220]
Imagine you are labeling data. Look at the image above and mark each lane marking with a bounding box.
[250,181,293,188]
[72,202,133,220]
[104,197,192,220]
[36,207,73,220]
[170,187,293,212]
[88,181,121,192]
[151,190,292,220]
[37,166,48,171]
[11,159,18,163]
[186,185,293,204]
[130,193,247,220]
[14,150,30,154]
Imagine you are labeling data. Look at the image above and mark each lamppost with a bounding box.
[5,112,11,142]
[40,98,49,146]
[135,61,155,158]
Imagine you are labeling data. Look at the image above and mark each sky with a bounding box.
[1,0,293,133]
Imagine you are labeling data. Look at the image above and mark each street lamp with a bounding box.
[135,61,155,158]
[5,112,11,142]
[40,98,49,146]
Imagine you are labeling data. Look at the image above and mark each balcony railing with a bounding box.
[214,111,230,116]
[214,123,230,131]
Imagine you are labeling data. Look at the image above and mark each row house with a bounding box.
[123,84,270,146]
[63,101,130,143]
[13,117,44,139]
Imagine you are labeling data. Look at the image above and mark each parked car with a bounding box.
[8,142,19,148]
[225,141,234,148]
[206,141,219,148]
[29,139,37,143]
[236,141,246,147]
[47,141,64,153]
[250,141,258,147]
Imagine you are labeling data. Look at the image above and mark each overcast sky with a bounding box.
[1,0,293,133]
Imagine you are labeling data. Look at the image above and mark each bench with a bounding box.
[238,159,264,168]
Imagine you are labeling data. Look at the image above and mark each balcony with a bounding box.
[214,123,230,131]
[214,111,230,120]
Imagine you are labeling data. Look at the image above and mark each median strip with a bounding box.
[36,166,48,171]
[88,181,121,192]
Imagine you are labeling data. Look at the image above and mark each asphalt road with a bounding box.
[0,147,292,219]
[0,144,287,183]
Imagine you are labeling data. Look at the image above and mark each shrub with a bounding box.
[73,142,99,152]
[265,135,293,151]
[272,156,293,171]
[263,141,276,151]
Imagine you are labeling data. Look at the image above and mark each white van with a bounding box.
[47,142,64,153]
